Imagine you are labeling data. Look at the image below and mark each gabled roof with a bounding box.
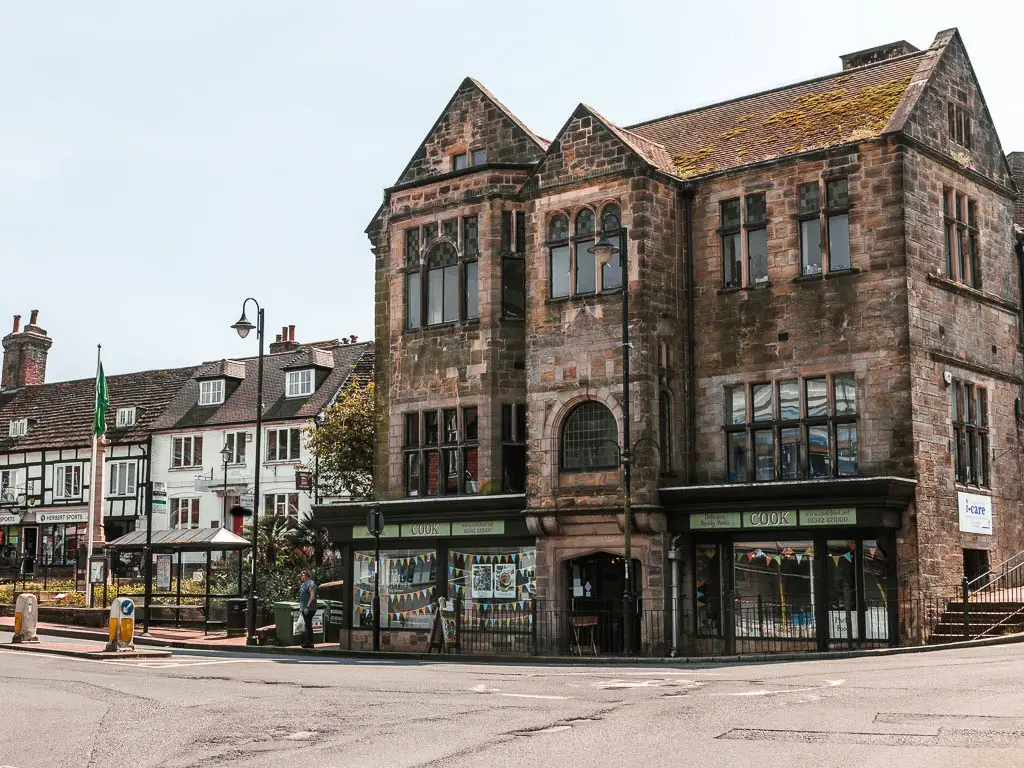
[628,50,927,179]
[583,105,676,176]
[152,341,374,432]
[392,77,549,187]
[0,365,199,452]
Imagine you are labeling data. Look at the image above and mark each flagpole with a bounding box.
[85,345,100,608]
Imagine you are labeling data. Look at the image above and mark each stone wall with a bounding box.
[396,80,546,186]
[902,144,1022,590]
[1008,151,1024,226]
[687,141,914,485]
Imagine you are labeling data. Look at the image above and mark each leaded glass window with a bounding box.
[561,401,619,471]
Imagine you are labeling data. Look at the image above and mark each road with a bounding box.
[2,631,1024,767]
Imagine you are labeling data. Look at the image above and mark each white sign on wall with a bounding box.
[37,510,90,524]
[958,491,992,535]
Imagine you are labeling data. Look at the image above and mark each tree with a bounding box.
[305,380,374,500]
[290,516,330,566]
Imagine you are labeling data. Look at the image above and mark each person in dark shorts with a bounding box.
[298,569,318,648]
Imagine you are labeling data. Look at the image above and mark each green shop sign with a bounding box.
[352,520,505,539]
[689,512,742,530]
[799,508,857,526]
[687,508,858,531]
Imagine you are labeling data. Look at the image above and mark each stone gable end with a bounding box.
[900,31,1013,188]
[396,80,546,185]
[529,107,647,193]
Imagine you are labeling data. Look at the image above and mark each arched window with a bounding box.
[659,392,673,474]
[575,208,595,236]
[561,401,619,471]
[549,213,571,298]
[573,208,597,294]
[600,203,621,233]
[599,203,623,291]
[425,242,459,325]
[548,213,569,243]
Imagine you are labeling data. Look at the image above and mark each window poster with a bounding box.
[472,563,493,599]
[493,563,516,600]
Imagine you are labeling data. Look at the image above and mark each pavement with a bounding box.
[2,628,1024,767]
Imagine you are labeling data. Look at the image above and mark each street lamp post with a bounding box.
[367,503,383,652]
[220,444,232,528]
[590,216,636,655]
[231,299,265,646]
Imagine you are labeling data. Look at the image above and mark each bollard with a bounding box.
[104,596,136,652]
[12,593,39,644]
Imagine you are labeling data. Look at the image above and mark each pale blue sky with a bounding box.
[1,2,1021,382]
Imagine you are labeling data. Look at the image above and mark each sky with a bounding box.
[1,1,1021,382]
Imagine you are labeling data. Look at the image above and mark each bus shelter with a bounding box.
[104,527,252,635]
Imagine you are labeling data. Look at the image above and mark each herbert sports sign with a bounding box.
[958,491,993,535]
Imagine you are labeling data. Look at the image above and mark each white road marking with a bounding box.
[497,693,571,700]
[719,679,844,697]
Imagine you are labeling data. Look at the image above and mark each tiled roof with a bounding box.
[153,341,374,431]
[583,107,675,176]
[0,365,199,451]
[628,52,927,179]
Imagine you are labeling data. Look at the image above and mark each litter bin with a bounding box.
[320,599,345,643]
[226,598,247,638]
[273,601,324,646]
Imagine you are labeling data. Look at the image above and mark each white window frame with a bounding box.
[265,492,299,520]
[225,431,248,465]
[109,460,138,497]
[199,379,225,406]
[266,427,301,463]
[170,497,201,529]
[54,464,82,499]
[1,468,24,503]
[8,419,28,438]
[171,435,204,468]
[285,369,314,398]
[115,407,137,428]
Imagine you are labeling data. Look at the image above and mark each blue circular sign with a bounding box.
[120,601,134,617]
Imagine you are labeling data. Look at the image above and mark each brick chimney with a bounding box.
[1,310,52,390]
[840,41,919,71]
[269,324,300,354]
[1008,152,1024,227]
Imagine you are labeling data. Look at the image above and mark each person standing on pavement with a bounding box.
[298,569,318,649]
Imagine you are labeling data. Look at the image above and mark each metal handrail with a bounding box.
[967,550,1024,592]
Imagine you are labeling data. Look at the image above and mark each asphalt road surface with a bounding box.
[2,631,1024,767]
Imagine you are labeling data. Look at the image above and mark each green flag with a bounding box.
[94,360,109,437]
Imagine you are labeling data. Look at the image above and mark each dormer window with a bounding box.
[286,369,314,398]
[199,379,225,406]
[116,407,137,428]
[8,419,27,438]
[452,149,486,171]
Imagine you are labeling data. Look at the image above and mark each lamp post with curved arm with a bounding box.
[231,298,265,646]
[590,216,638,654]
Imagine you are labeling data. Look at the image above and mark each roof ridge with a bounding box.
[626,50,928,130]
[0,364,199,391]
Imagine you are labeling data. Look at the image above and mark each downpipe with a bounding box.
[668,535,682,657]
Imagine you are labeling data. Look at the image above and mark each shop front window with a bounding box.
[827,540,858,647]
[733,541,816,642]
[863,540,890,641]
[353,549,436,630]
[448,546,536,633]
[43,523,84,566]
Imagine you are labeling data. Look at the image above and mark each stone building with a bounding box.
[316,28,1024,655]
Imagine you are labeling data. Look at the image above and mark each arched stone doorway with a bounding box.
[565,551,641,654]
